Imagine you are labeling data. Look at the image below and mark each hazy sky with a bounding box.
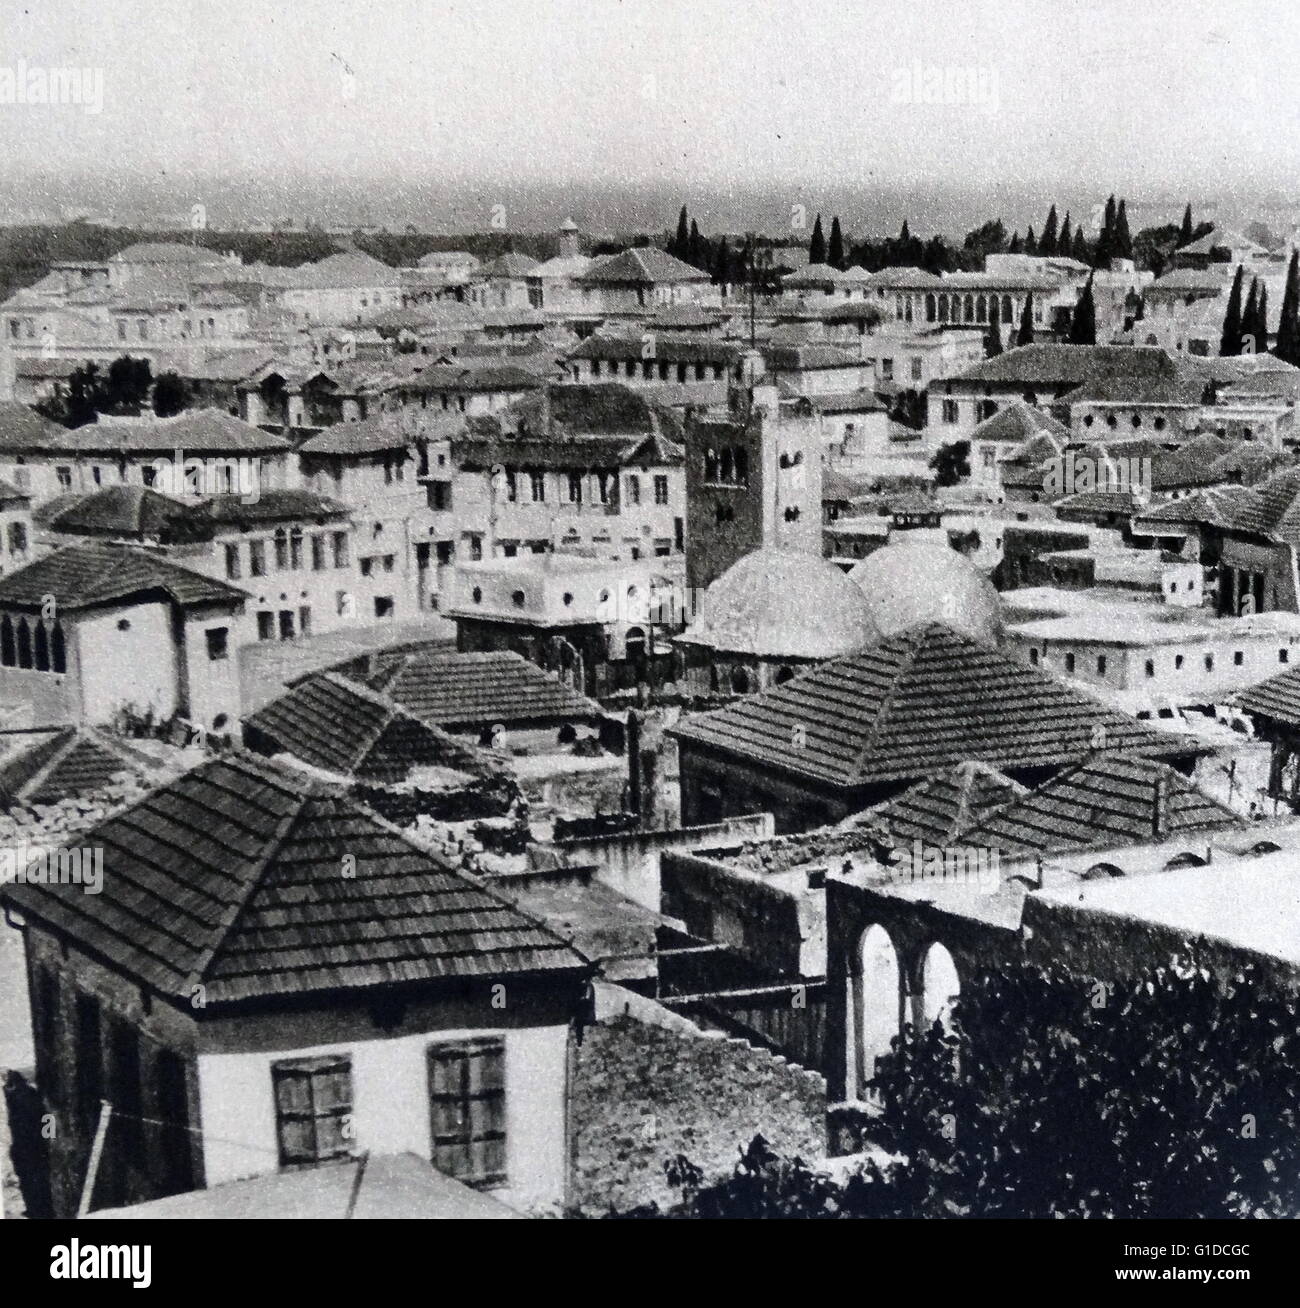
[1,0,1296,199]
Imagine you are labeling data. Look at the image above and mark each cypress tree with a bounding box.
[899,218,911,243]
[1275,249,1300,364]
[1241,277,1259,355]
[985,300,1004,357]
[712,236,731,287]
[1114,199,1133,261]
[809,213,826,264]
[673,205,689,259]
[1068,274,1097,345]
[1220,265,1246,356]
[828,216,845,269]
[1058,212,1072,257]
[1072,227,1090,264]
[1017,293,1035,346]
[1255,283,1269,354]
[1095,194,1117,266]
[1024,225,1037,255]
[1179,203,1194,248]
[688,219,703,269]
[1041,205,1059,257]
[1008,231,1023,254]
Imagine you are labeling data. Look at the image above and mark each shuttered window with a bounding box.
[427,1038,506,1188]
[272,1055,353,1167]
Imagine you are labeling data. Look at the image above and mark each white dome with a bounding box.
[683,547,880,659]
[848,536,1003,643]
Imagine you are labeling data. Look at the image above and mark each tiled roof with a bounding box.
[0,542,247,612]
[0,401,71,453]
[341,647,602,729]
[669,624,1202,789]
[954,345,1186,388]
[570,334,738,364]
[297,415,412,455]
[1140,466,1300,545]
[867,760,1029,846]
[290,250,402,289]
[952,754,1244,857]
[54,409,291,454]
[1235,665,1300,726]
[0,751,589,1006]
[972,400,1070,444]
[244,671,480,784]
[189,489,349,526]
[1132,484,1256,530]
[452,431,682,472]
[38,485,191,539]
[0,726,158,806]
[579,247,708,285]
[483,252,540,278]
[1065,374,1207,406]
[1052,489,1144,515]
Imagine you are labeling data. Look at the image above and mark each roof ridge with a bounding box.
[182,763,313,994]
[845,626,932,782]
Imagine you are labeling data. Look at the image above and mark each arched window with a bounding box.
[730,666,750,694]
[921,942,961,1029]
[774,665,796,685]
[976,295,987,323]
[704,448,718,481]
[963,294,975,323]
[925,293,936,322]
[720,447,734,484]
[1082,862,1125,880]
[274,527,289,570]
[1163,851,1207,870]
[850,924,901,1100]
[16,618,32,669]
[734,447,749,486]
[1002,295,1013,322]
[51,622,66,674]
[0,615,13,667]
[33,621,49,672]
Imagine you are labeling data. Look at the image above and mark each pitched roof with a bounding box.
[669,624,1202,790]
[243,671,484,784]
[297,415,413,455]
[54,409,291,454]
[0,726,158,807]
[579,247,709,285]
[0,401,71,453]
[0,752,589,1006]
[188,488,349,526]
[290,250,402,289]
[89,1152,520,1220]
[38,485,191,539]
[867,760,1029,846]
[570,334,738,364]
[954,344,1186,388]
[971,400,1070,444]
[1140,466,1300,545]
[0,542,247,612]
[949,753,1244,857]
[483,252,540,278]
[1235,665,1300,726]
[345,647,602,729]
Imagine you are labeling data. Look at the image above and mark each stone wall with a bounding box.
[570,990,826,1214]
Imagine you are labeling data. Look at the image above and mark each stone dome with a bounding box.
[848,536,1003,643]
[682,547,881,659]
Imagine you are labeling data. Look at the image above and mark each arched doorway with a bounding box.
[920,942,960,1029]
[849,924,901,1099]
